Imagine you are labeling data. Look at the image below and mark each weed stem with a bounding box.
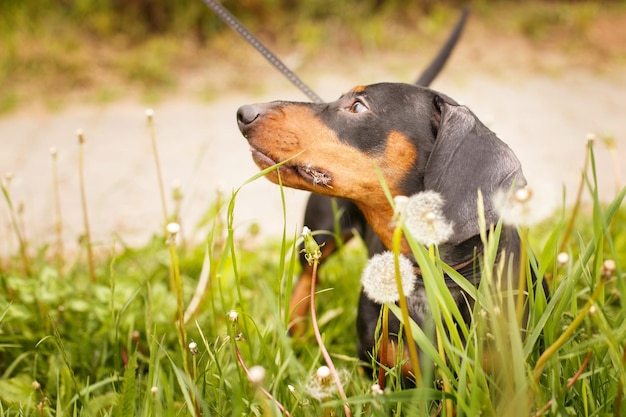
[77,130,96,282]
[309,259,352,416]
[392,224,422,385]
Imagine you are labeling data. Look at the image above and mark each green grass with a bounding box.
[0,127,625,416]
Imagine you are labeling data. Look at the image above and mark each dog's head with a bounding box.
[237,82,525,247]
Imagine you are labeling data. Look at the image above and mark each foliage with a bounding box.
[0,122,625,416]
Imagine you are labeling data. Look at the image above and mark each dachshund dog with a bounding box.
[236,82,535,375]
[291,8,470,336]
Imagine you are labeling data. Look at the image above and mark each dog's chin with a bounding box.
[249,148,333,190]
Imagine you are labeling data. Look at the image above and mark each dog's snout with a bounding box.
[236,104,261,128]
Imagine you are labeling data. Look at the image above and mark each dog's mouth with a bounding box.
[249,146,333,188]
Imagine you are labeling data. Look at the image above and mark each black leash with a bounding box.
[201,0,324,103]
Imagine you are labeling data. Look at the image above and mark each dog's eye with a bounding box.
[349,100,368,114]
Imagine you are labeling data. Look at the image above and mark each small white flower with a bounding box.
[227,310,239,323]
[32,381,41,390]
[188,341,198,355]
[371,383,384,396]
[493,185,556,226]
[305,367,348,401]
[602,259,616,279]
[248,365,266,385]
[76,129,85,143]
[166,222,181,234]
[557,252,569,267]
[150,386,158,395]
[361,251,417,304]
[316,366,331,383]
[49,147,58,157]
[404,191,454,246]
[145,108,154,120]
[393,195,409,222]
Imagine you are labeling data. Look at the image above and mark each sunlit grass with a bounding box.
[0,110,625,416]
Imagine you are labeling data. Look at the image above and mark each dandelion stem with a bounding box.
[430,243,453,417]
[533,279,605,385]
[0,182,32,276]
[309,259,352,416]
[77,131,96,283]
[378,305,389,388]
[50,148,64,278]
[559,139,592,253]
[234,341,291,416]
[167,237,188,373]
[516,227,529,325]
[392,224,422,385]
[533,350,592,417]
[146,110,169,227]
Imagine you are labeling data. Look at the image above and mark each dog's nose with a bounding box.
[236,104,261,127]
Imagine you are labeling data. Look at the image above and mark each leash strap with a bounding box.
[201,0,324,103]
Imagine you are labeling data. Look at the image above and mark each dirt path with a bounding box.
[1,49,625,256]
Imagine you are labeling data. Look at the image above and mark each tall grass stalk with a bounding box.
[0,177,31,276]
[146,109,169,228]
[50,147,64,277]
[76,129,96,282]
[302,227,352,416]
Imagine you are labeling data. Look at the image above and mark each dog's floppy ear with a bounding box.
[424,96,526,245]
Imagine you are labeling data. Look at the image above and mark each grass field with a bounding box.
[1,2,626,415]
[0,129,625,416]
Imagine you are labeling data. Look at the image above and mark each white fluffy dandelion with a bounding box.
[248,365,266,385]
[361,251,417,304]
[227,310,239,323]
[305,367,348,401]
[493,185,556,226]
[404,191,454,246]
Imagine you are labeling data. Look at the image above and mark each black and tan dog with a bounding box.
[236,80,537,374]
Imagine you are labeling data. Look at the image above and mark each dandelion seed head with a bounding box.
[305,367,348,401]
[493,184,556,226]
[361,251,416,304]
[393,195,409,222]
[76,129,85,143]
[166,222,180,234]
[404,191,454,246]
[227,310,239,323]
[248,365,266,385]
[602,259,616,279]
[316,366,331,382]
[514,187,531,203]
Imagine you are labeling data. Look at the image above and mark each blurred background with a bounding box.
[0,0,625,254]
